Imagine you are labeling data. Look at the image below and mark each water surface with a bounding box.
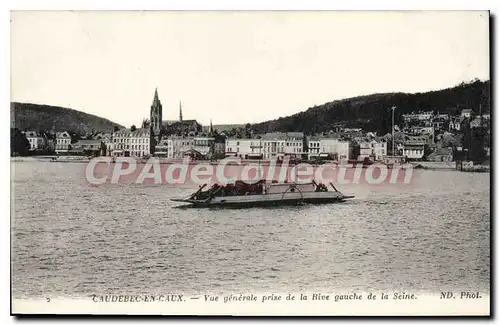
[11,161,490,299]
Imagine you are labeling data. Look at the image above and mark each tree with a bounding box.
[131,125,137,132]
[11,128,30,156]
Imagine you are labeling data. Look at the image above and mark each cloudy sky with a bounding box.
[11,11,489,127]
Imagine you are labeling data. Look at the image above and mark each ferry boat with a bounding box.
[171,180,354,208]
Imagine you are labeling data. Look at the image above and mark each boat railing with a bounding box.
[281,184,304,201]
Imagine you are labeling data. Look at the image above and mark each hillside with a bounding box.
[11,102,124,135]
[251,79,490,135]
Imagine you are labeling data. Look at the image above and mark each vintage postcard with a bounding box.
[10,10,490,316]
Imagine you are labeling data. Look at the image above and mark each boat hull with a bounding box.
[172,191,354,208]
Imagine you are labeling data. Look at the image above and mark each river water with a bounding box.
[11,161,490,299]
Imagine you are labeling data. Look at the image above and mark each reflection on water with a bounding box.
[11,162,490,299]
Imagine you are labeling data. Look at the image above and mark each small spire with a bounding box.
[209,119,213,134]
[179,101,183,122]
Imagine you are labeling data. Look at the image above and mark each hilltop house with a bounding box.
[449,117,462,132]
[461,109,473,119]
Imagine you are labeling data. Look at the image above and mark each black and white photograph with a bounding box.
[9,10,491,316]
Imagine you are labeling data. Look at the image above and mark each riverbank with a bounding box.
[10,156,491,172]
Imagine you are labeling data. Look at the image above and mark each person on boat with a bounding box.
[315,183,328,192]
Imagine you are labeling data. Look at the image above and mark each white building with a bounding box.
[307,137,321,159]
[225,138,262,159]
[461,109,473,119]
[112,128,132,157]
[23,131,46,151]
[261,132,304,160]
[449,117,462,132]
[156,135,202,159]
[161,135,224,159]
[55,131,72,153]
[130,128,151,157]
[321,138,349,161]
[402,111,434,123]
[399,135,427,160]
[359,139,387,161]
[308,137,349,161]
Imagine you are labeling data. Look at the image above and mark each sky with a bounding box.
[11,11,490,128]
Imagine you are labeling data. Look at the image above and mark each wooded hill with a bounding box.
[250,79,490,135]
[11,102,124,135]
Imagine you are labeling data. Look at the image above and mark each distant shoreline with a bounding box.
[10,156,490,172]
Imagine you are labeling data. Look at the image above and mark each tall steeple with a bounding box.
[209,119,213,134]
[150,87,163,136]
[179,101,183,122]
[152,88,160,106]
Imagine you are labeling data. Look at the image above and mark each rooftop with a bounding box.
[261,132,304,140]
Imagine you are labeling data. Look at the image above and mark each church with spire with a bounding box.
[160,97,202,136]
[150,88,163,136]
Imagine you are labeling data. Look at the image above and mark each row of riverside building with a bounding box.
[103,89,388,162]
[21,89,489,163]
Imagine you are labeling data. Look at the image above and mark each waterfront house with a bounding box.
[71,139,105,156]
[307,136,321,160]
[130,128,151,158]
[358,139,387,161]
[261,132,304,160]
[225,138,263,159]
[23,131,47,151]
[55,131,72,153]
[112,128,133,157]
[308,137,350,161]
[400,135,426,160]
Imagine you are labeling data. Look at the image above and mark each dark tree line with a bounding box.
[11,128,30,156]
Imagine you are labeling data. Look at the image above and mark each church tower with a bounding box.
[150,88,163,135]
